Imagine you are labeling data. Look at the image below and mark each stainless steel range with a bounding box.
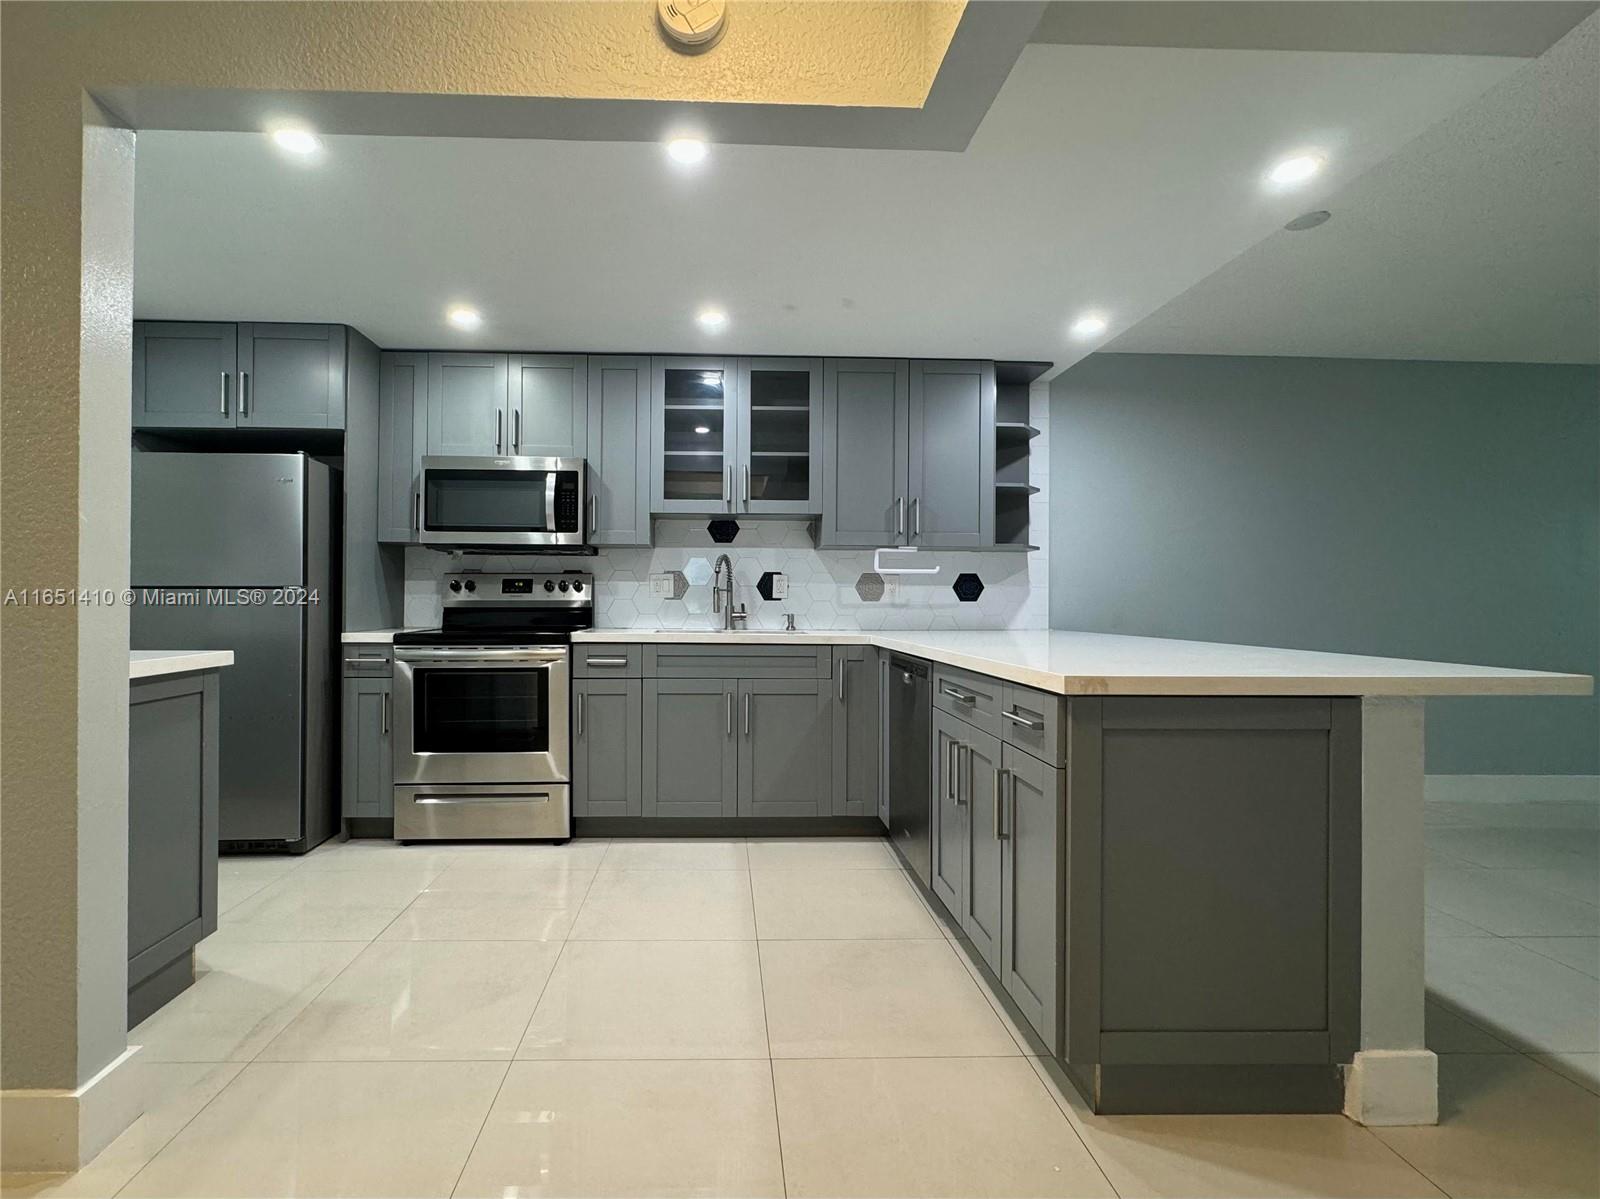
[391,571,592,841]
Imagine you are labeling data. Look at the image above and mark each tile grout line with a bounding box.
[750,872,792,1199]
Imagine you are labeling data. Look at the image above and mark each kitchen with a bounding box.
[3,3,1597,1196]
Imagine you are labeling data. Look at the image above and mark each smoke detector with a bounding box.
[658,0,726,49]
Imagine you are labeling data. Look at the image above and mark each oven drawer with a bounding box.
[394,783,571,841]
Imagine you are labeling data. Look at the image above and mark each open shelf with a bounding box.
[996,421,1040,440]
[991,361,1046,553]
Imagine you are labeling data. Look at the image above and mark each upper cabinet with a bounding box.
[586,356,651,546]
[133,322,347,432]
[377,352,426,544]
[425,353,509,456]
[424,352,588,460]
[510,354,587,459]
[650,356,823,516]
[908,360,996,549]
[819,359,908,547]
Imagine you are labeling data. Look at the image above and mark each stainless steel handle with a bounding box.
[545,472,558,532]
[382,692,390,736]
[416,793,550,806]
[219,372,229,416]
[947,738,961,804]
[895,496,905,538]
[838,665,845,703]
[575,692,584,737]
[1001,708,1045,731]
[588,494,597,537]
[940,684,976,704]
[742,692,751,736]
[726,692,734,736]
[994,767,1008,840]
[396,646,566,663]
[413,491,421,533]
[585,656,629,667]
[495,409,503,454]
[911,496,921,538]
[957,743,969,806]
[724,466,732,509]
[742,465,749,508]
[240,370,250,418]
[513,409,521,454]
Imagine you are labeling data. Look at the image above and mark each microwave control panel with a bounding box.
[553,474,581,533]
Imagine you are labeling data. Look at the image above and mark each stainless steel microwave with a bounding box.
[417,456,587,548]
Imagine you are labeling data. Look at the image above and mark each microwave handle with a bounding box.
[545,472,558,532]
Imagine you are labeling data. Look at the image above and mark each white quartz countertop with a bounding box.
[571,629,1591,698]
[341,629,417,644]
[129,650,235,681]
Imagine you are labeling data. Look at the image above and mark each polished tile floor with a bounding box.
[5,807,1597,1198]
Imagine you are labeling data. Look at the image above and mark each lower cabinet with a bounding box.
[739,678,832,817]
[832,645,881,817]
[341,674,393,820]
[643,678,739,817]
[930,709,968,915]
[573,678,642,817]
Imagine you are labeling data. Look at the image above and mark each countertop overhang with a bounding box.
[130,650,235,680]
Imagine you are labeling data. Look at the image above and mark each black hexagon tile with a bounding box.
[951,572,985,603]
[854,572,885,602]
[707,518,740,544]
[756,571,786,602]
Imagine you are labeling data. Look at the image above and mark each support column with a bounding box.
[1344,696,1437,1125]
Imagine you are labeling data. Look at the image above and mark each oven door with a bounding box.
[393,646,570,785]
[417,456,586,548]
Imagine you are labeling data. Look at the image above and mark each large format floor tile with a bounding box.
[258,940,559,1061]
[747,837,898,870]
[751,867,941,939]
[519,940,768,1060]
[453,1059,785,1198]
[1427,825,1599,871]
[130,937,363,1062]
[599,837,748,870]
[1532,1051,1600,1096]
[1427,935,1600,1051]
[760,939,1019,1058]
[773,1056,1114,1198]
[218,871,431,941]
[1426,863,1599,936]
[419,860,596,899]
[1373,1054,1600,1199]
[1424,1000,1512,1054]
[378,889,577,941]
[117,1061,504,1198]
[1512,935,1600,979]
[568,868,756,940]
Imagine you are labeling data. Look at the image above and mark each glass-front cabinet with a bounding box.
[651,356,821,515]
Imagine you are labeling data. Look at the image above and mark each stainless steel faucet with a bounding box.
[712,554,747,631]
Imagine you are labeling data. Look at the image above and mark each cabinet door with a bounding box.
[877,654,892,829]
[908,360,995,548]
[643,678,737,817]
[820,359,909,546]
[586,356,651,545]
[963,725,1004,971]
[133,321,238,429]
[832,645,881,816]
[378,353,425,543]
[238,323,346,429]
[510,354,587,458]
[652,356,738,514]
[427,353,510,456]
[929,709,968,918]
[738,357,821,514]
[573,678,642,817]
[739,678,832,817]
[341,675,392,819]
[1001,744,1063,1053]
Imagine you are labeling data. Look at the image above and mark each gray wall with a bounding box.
[1050,353,1598,776]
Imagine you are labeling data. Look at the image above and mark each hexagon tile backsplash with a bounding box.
[402,384,1051,633]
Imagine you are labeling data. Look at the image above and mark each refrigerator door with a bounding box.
[132,593,305,843]
[132,452,307,586]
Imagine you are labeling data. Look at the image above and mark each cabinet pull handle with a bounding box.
[240,370,250,418]
[994,767,1007,840]
[838,665,845,703]
[495,409,503,454]
[912,496,921,537]
[742,465,749,508]
[723,466,732,509]
[575,692,584,737]
[895,496,905,538]
[514,409,521,454]
[219,372,229,417]
[726,691,734,736]
[743,692,751,736]
[382,692,390,736]
[588,494,597,537]
[940,684,976,705]
[586,656,629,667]
[1001,708,1044,731]
[413,492,421,532]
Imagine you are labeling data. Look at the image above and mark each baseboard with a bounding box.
[1344,1048,1438,1126]
[0,1044,145,1172]
[1423,774,1600,804]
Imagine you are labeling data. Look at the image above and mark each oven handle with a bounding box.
[415,793,552,806]
[395,647,568,664]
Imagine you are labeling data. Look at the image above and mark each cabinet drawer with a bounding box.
[342,645,393,676]
[931,663,1002,736]
[644,644,831,679]
[1000,683,1064,766]
[574,643,642,677]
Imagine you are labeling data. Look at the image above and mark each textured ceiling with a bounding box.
[1110,11,1600,364]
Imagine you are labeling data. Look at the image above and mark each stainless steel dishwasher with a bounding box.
[887,655,932,887]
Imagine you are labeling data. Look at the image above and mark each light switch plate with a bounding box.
[650,573,674,597]
[771,574,788,599]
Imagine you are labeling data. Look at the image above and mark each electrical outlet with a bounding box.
[771,574,788,599]
[651,573,674,597]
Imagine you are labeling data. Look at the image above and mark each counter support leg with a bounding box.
[1344,696,1437,1126]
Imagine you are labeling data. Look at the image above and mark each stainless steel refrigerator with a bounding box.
[131,451,338,851]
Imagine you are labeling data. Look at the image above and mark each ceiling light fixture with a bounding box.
[446,305,483,331]
[666,137,709,165]
[1069,313,1109,339]
[269,127,322,156]
[1267,152,1325,188]
[696,307,728,331]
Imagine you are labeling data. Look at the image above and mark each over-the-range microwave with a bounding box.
[417,455,587,548]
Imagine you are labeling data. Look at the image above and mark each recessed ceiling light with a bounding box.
[694,425,711,435]
[1267,153,1325,187]
[696,308,728,331]
[446,305,483,331]
[1284,209,1332,232]
[1069,313,1109,339]
[270,127,322,156]
[666,137,709,165]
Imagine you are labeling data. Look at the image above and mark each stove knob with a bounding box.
[571,580,584,593]
[543,580,556,593]
[463,579,476,593]
[448,580,462,593]
[558,580,570,593]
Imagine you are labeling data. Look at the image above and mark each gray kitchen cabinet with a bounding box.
[930,708,968,917]
[832,645,881,816]
[426,352,510,456]
[133,321,238,429]
[1000,743,1063,1053]
[738,678,832,817]
[736,357,822,515]
[510,353,587,458]
[907,360,995,548]
[819,358,909,547]
[586,356,651,545]
[961,723,1004,972]
[378,352,426,543]
[652,356,739,514]
[573,678,642,817]
[341,674,392,820]
[643,678,738,817]
[237,323,347,430]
